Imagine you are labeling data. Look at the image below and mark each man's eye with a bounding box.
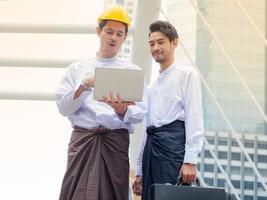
[106,30,113,34]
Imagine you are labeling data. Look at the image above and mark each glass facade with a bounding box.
[165,0,267,199]
[195,0,266,134]
[166,0,266,134]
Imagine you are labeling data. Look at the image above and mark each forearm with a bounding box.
[74,85,84,99]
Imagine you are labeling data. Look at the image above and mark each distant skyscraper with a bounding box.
[166,0,267,199]
[197,0,266,135]
[164,0,197,66]
[199,131,267,200]
[167,0,266,135]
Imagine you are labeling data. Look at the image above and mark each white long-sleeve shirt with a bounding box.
[136,62,204,176]
[55,56,147,133]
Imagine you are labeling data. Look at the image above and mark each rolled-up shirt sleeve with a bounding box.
[182,70,204,164]
[55,65,91,116]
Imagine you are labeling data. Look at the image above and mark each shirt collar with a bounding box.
[158,62,176,79]
[95,54,118,63]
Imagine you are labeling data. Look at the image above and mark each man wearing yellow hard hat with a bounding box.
[55,4,146,200]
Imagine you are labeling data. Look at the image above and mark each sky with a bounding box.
[0,1,104,199]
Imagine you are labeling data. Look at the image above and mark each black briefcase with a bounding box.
[152,179,226,200]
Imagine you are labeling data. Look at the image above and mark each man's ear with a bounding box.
[124,33,128,41]
[96,27,101,36]
[173,38,178,48]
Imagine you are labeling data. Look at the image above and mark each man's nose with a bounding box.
[153,44,160,51]
[110,33,117,41]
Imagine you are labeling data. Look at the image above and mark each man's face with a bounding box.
[97,20,127,58]
[149,31,177,64]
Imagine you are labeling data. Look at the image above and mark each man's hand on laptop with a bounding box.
[102,92,135,119]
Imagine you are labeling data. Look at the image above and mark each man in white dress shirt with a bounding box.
[132,20,204,200]
[55,5,146,200]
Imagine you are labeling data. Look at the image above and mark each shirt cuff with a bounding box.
[136,164,142,176]
[122,105,133,123]
[183,150,199,165]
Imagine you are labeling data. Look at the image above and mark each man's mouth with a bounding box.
[153,52,161,56]
[109,43,116,47]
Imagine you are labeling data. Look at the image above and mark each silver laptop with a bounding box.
[93,67,144,102]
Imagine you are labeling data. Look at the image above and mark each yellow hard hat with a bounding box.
[98,4,131,28]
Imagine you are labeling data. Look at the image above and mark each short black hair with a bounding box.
[99,20,128,34]
[149,20,178,42]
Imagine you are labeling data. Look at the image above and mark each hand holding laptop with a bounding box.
[102,92,135,119]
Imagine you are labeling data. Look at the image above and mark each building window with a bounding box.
[222,165,227,171]
[248,154,254,161]
[218,151,227,159]
[125,40,131,45]
[232,140,238,147]
[231,152,241,160]
[216,165,227,173]
[230,195,236,200]
[218,138,227,145]
[126,9,133,14]
[258,142,267,149]
[244,195,253,200]
[123,48,130,53]
[204,178,214,186]
[244,181,254,190]
[196,163,200,170]
[231,166,240,174]
[244,140,254,148]
[207,137,214,144]
[257,182,264,191]
[244,167,254,176]
[204,164,214,172]
[259,168,267,176]
[217,179,225,187]
[205,150,212,158]
[258,155,267,163]
[258,196,267,200]
[231,180,240,189]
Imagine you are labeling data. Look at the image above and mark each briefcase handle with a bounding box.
[176,176,201,187]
